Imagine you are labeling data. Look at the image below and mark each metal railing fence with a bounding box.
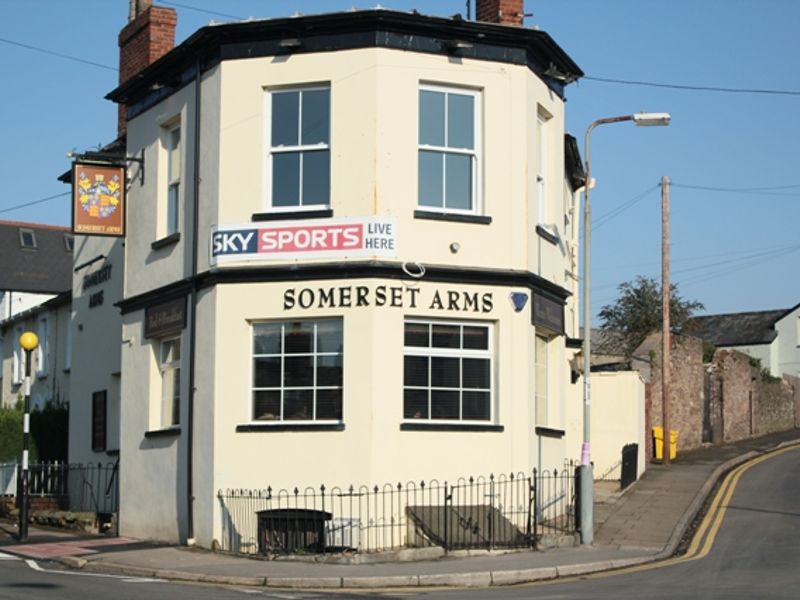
[217,464,576,555]
[0,461,119,515]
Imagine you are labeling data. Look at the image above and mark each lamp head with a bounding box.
[19,331,39,351]
[632,112,671,127]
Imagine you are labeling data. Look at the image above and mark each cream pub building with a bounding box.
[110,1,584,546]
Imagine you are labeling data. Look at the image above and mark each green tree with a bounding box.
[598,276,704,359]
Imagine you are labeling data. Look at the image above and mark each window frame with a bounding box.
[158,336,182,428]
[417,84,482,216]
[164,123,181,236]
[537,113,548,227]
[12,326,23,385]
[403,319,494,424]
[264,84,331,213]
[36,316,49,378]
[19,228,36,249]
[91,390,107,452]
[534,334,549,426]
[250,318,343,424]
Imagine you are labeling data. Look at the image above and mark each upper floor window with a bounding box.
[418,86,480,213]
[267,86,330,210]
[36,316,49,378]
[164,124,181,236]
[537,112,549,227]
[535,335,549,425]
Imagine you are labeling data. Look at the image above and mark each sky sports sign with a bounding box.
[210,216,396,265]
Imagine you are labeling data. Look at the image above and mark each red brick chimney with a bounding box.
[117,0,177,136]
[476,0,524,26]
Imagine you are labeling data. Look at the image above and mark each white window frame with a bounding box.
[264,85,331,212]
[12,326,23,385]
[417,84,482,215]
[251,319,343,423]
[36,316,49,378]
[403,319,494,424]
[164,123,181,236]
[537,113,548,227]
[158,336,181,428]
[535,334,549,425]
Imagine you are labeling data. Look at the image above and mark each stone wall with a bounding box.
[755,378,796,435]
[709,350,758,443]
[638,333,705,454]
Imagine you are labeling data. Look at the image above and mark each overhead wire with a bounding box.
[0,37,117,71]
[0,192,71,215]
[583,76,800,97]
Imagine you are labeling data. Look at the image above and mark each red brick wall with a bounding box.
[117,6,177,136]
[476,0,524,26]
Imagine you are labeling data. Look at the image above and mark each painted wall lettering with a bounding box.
[284,286,492,313]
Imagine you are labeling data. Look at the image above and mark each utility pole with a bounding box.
[661,176,671,466]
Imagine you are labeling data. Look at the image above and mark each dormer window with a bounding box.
[19,228,36,249]
[64,234,74,252]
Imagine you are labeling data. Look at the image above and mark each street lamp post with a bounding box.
[580,112,670,545]
[18,331,39,542]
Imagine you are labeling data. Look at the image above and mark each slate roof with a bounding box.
[691,310,789,347]
[0,220,73,294]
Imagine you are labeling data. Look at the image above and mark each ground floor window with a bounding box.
[252,319,343,421]
[403,319,493,421]
[535,335,548,425]
[159,337,181,427]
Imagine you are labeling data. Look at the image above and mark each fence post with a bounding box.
[529,470,537,547]
[488,474,495,551]
[443,481,450,552]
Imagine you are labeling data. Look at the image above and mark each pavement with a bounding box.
[2,428,800,590]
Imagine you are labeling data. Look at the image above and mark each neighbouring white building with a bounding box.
[0,221,73,410]
[103,1,585,547]
[693,304,800,378]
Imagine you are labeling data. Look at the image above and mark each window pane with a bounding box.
[404,355,429,387]
[462,391,490,420]
[273,152,300,207]
[254,323,282,355]
[284,389,313,420]
[284,356,314,387]
[161,338,180,363]
[404,389,429,419]
[272,91,299,146]
[404,322,429,347]
[284,322,314,353]
[447,93,474,149]
[316,389,342,420]
[301,150,329,206]
[431,390,459,419]
[301,89,329,145]
[168,128,181,180]
[462,358,490,389]
[419,90,445,146]
[316,354,342,387]
[418,150,443,208]
[316,320,343,353]
[445,153,472,210]
[432,324,460,348]
[254,357,281,388]
[463,326,488,350]
[254,390,281,420]
[167,184,180,234]
[431,356,459,387]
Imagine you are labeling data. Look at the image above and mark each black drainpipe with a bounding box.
[186,58,202,544]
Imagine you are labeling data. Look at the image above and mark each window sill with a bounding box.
[401,422,504,432]
[144,426,181,439]
[414,210,492,225]
[535,225,560,246]
[151,232,181,250]
[535,426,565,439]
[252,209,333,222]
[236,422,345,432]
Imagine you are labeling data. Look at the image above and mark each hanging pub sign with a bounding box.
[72,162,126,237]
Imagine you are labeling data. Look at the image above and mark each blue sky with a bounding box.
[1,1,798,319]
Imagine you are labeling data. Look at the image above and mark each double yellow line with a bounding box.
[554,443,800,582]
